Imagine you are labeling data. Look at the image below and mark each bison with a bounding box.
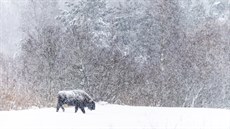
[56,90,95,113]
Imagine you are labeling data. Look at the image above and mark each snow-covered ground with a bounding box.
[0,103,230,129]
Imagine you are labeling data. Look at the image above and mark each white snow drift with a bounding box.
[0,103,230,129]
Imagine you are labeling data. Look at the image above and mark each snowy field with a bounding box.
[0,102,230,129]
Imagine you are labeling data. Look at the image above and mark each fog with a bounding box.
[0,0,24,56]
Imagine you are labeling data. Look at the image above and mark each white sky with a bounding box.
[0,0,23,57]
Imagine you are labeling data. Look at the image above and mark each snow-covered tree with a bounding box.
[5,0,228,109]
[20,0,62,105]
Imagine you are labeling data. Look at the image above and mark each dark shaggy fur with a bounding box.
[56,90,95,113]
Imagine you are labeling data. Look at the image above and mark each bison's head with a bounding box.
[87,101,95,110]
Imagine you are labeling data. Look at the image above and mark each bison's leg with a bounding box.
[56,103,61,112]
[79,103,85,114]
[75,105,79,113]
[57,95,66,112]
[80,107,85,114]
[57,103,65,112]
[56,103,65,112]
[61,105,65,112]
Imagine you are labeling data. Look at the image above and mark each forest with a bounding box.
[0,0,229,110]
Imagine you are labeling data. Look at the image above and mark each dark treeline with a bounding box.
[0,0,229,110]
